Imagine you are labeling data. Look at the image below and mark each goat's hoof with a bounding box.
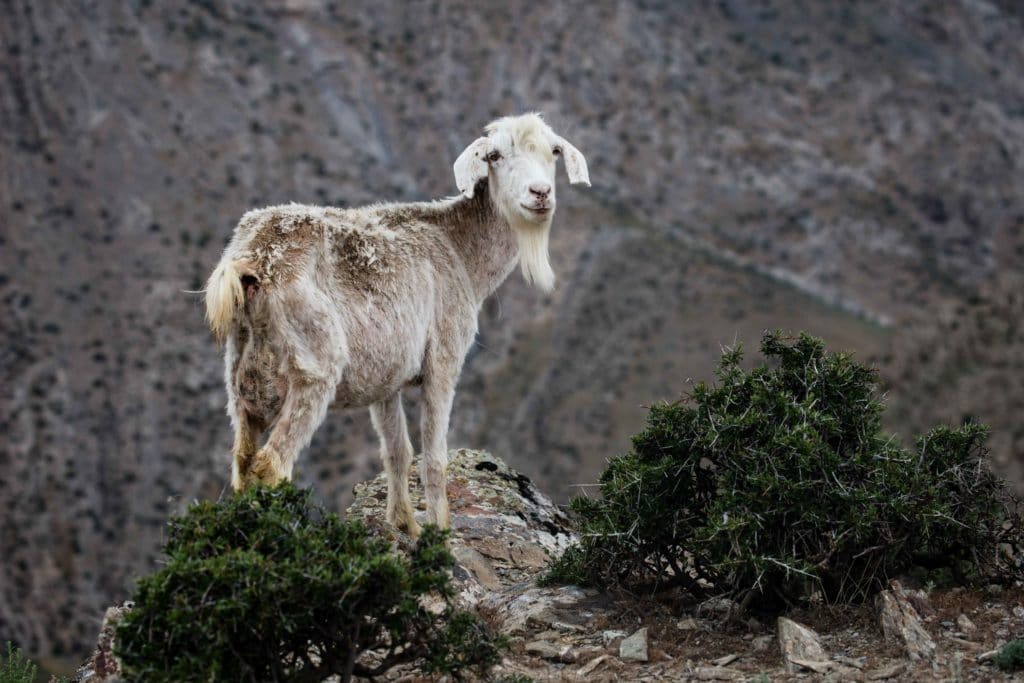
[390,509,421,538]
[249,446,283,486]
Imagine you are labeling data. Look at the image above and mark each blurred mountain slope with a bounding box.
[1,0,1021,664]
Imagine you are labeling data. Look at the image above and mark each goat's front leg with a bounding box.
[248,376,333,486]
[420,374,456,530]
[370,392,420,537]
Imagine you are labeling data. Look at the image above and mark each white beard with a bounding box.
[514,220,555,292]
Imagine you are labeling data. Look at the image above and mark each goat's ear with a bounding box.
[553,135,590,187]
[453,136,491,198]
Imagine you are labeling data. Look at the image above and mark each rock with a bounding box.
[525,639,575,663]
[876,582,936,661]
[73,602,131,682]
[577,653,611,676]
[777,617,828,674]
[676,617,701,631]
[696,597,738,617]
[978,649,1000,663]
[619,627,649,662]
[834,655,866,669]
[788,657,834,674]
[602,629,628,646]
[350,450,576,608]
[1013,606,1024,619]
[751,635,774,652]
[711,653,738,667]
[451,545,503,591]
[866,662,907,680]
[948,636,984,650]
[693,666,743,680]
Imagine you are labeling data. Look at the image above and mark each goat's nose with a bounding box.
[529,183,551,199]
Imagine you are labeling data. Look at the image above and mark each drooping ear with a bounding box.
[453,136,492,198]
[553,135,590,186]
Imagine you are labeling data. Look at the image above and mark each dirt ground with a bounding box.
[492,584,1024,682]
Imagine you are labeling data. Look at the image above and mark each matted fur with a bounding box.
[204,113,589,533]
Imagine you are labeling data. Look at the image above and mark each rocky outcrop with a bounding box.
[346,448,577,607]
[69,450,1024,681]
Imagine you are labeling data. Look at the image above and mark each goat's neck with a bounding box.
[443,184,521,303]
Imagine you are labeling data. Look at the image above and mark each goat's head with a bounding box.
[454,113,589,291]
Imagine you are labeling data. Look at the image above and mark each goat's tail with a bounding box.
[204,259,256,343]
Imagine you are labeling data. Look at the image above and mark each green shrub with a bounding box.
[116,483,505,682]
[995,639,1024,672]
[0,643,36,683]
[544,332,1019,608]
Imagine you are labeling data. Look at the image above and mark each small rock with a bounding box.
[978,649,999,663]
[577,654,610,676]
[866,662,906,680]
[697,597,738,617]
[693,666,742,680]
[711,653,738,667]
[957,613,977,634]
[602,629,628,646]
[619,627,649,662]
[998,542,1015,563]
[834,655,866,669]
[987,584,1004,596]
[525,639,574,663]
[789,657,837,674]
[876,583,936,661]
[777,617,828,674]
[676,617,700,631]
[948,636,984,650]
[550,620,585,633]
[751,635,774,652]
[452,545,503,591]
[1013,606,1024,619]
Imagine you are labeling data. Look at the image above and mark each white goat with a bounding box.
[204,113,589,534]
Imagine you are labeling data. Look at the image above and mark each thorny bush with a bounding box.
[544,332,1021,609]
[115,484,505,682]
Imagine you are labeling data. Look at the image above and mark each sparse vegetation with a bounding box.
[115,483,505,682]
[544,332,1021,609]
[0,643,36,683]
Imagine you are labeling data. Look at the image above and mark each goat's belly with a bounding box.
[330,347,422,409]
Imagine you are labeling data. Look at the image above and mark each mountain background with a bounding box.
[2,0,1023,670]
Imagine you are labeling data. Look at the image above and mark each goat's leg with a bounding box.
[420,375,456,529]
[370,392,420,536]
[249,377,333,486]
[230,411,263,491]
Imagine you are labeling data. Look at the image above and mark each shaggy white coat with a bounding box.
[205,113,589,532]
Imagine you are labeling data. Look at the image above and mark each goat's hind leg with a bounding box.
[231,411,260,491]
[249,376,334,486]
[370,392,420,537]
[230,411,264,490]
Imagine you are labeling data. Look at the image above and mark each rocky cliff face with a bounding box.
[2,0,1023,663]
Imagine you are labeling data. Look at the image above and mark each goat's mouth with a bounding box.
[521,204,552,217]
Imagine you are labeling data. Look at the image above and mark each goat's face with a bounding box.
[454,113,590,291]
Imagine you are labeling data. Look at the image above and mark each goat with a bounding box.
[204,113,589,534]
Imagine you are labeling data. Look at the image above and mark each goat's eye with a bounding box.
[485,150,502,163]
[553,146,562,157]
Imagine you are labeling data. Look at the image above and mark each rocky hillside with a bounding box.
[2,0,1023,664]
